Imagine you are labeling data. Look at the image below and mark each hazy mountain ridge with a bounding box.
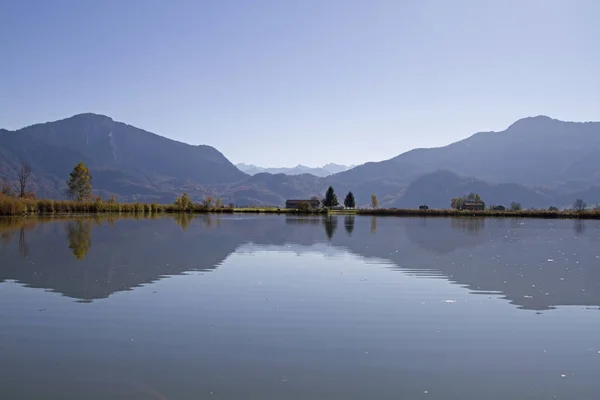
[2,113,600,208]
[334,116,600,187]
[236,162,355,177]
[0,113,247,201]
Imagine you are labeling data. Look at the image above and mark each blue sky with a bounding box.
[1,0,599,167]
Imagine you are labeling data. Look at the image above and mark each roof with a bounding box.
[286,199,320,203]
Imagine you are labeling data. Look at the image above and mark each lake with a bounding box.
[1,215,600,399]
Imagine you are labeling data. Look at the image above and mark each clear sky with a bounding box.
[1,0,599,167]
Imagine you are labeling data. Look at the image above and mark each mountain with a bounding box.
[391,170,553,209]
[236,163,354,177]
[0,113,247,201]
[221,173,323,206]
[334,116,600,188]
[3,113,600,208]
[325,116,600,206]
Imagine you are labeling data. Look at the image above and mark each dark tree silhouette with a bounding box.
[322,186,339,208]
[344,192,356,208]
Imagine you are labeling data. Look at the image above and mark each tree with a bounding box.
[66,162,93,201]
[344,191,356,208]
[466,193,481,202]
[573,198,587,212]
[215,198,223,209]
[18,161,32,198]
[203,196,214,209]
[174,192,192,210]
[451,197,465,210]
[510,202,522,211]
[297,201,311,212]
[548,206,559,212]
[322,186,339,208]
[370,193,378,209]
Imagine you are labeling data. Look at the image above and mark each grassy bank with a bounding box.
[0,196,236,216]
[0,196,327,217]
[356,208,600,219]
[3,195,599,219]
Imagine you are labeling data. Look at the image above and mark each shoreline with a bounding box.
[2,194,598,219]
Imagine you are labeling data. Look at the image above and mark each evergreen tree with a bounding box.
[322,186,339,207]
[66,162,93,201]
[344,191,356,208]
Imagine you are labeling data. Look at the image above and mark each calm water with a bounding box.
[1,215,600,399]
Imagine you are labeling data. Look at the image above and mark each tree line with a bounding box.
[1,162,595,212]
[317,186,378,209]
[1,160,93,201]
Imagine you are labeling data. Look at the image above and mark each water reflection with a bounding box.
[18,227,29,260]
[66,220,92,260]
[1,215,599,311]
[174,213,192,230]
[370,216,377,233]
[323,216,338,240]
[344,216,355,236]
[450,217,484,233]
[573,219,585,236]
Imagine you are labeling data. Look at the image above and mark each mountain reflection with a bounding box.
[1,215,599,311]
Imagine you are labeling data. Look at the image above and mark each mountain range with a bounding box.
[1,113,600,208]
[236,163,355,177]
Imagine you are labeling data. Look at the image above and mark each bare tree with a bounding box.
[573,198,587,212]
[18,161,32,198]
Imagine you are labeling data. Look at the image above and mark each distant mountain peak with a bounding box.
[506,115,562,131]
[236,163,354,177]
[60,113,115,124]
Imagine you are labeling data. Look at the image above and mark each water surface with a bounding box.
[1,215,600,399]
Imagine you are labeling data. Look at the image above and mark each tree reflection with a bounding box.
[344,216,355,236]
[573,219,585,236]
[323,216,338,240]
[0,229,12,248]
[174,213,191,231]
[450,217,484,234]
[66,220,92,260]
[18,227,29,260]
[370,216,377,234]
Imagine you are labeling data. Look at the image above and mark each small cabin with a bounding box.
[285,199,320,209]
[419,205,429,210]
[492,205,506,211]
[462,201,485,211]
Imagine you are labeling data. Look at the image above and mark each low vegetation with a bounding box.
[357,207,600,219]
[2,166,599,219]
